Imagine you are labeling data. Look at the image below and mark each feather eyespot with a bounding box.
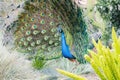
[50,21,54,26]
[31,18,34,21]
[20,38,25,42]
[33,30,39,35]
[24,41,28,46]
[49,13,53,18]
[27,47,32,51]
[36,40,41,44]
[41,30,46,34]
[21,27,25,31]
[50,6,53,9]
[44,36,49,41]
[54,33,59,37]
[40,13,45,17]
[49,40,53,45]
[32,25,37,29]
[18,41,22,45]
[40,19,45,24]
[25,23,29,27]
[31,42,35,47]
[26,14,31,17]
[26,31,31,35]
[22,19,25,22]
[27,36,32,41]
[54,43,59,46]
[41,5,46,9]
[51,28,56,32]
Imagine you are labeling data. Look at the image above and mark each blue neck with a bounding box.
[61,32,67,46]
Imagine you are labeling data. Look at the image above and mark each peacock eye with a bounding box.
[41,29,46,34]
[26,14,31,17]
[51,28,56,32]
[49,40,53,45]
[27,36,32,41]
[33,30,39,35]
[54,33,59,37]
[18,41,22,45]
[21,27,25,31]
[26,31,31,36]
[32,24,37,29]
[49,13,53,18]
[20,38,25,42]
[23,41,28,46]
[54,42,59,46]
[50,21,54,26]
[44,36,49,41]
[27,47,32,51]
[31,18,34,21]
[41,5,46,9]
[25,23,29,27]
[36,40,41,44]
[22,19,25,22]
[40,12,45,17]
[40,19,45,24]
[30,42,35,47]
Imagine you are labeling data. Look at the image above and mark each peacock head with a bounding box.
[57,24,64,34]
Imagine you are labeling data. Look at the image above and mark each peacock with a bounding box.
[7,0,88,63]
[58,26,76,62]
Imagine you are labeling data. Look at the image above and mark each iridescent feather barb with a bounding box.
[8,0,88,63]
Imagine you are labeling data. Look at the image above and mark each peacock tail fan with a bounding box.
[9,0,88,63]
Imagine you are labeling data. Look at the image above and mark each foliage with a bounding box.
[96,0,120,29]
[95,0,120,46]
[32,51,46,70]
[85,0,106,31]
[85,27,120,80]
[56,68,87,80]
[101,26,112,46]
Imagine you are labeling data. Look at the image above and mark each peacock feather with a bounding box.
[8,0,88,63]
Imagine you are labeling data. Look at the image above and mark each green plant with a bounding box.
[96,0,120,29]
[85,27,120,80]
[85,0,106,31]
[32,54,46,70]
[56,68,87,80]
[92,0,120,47]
